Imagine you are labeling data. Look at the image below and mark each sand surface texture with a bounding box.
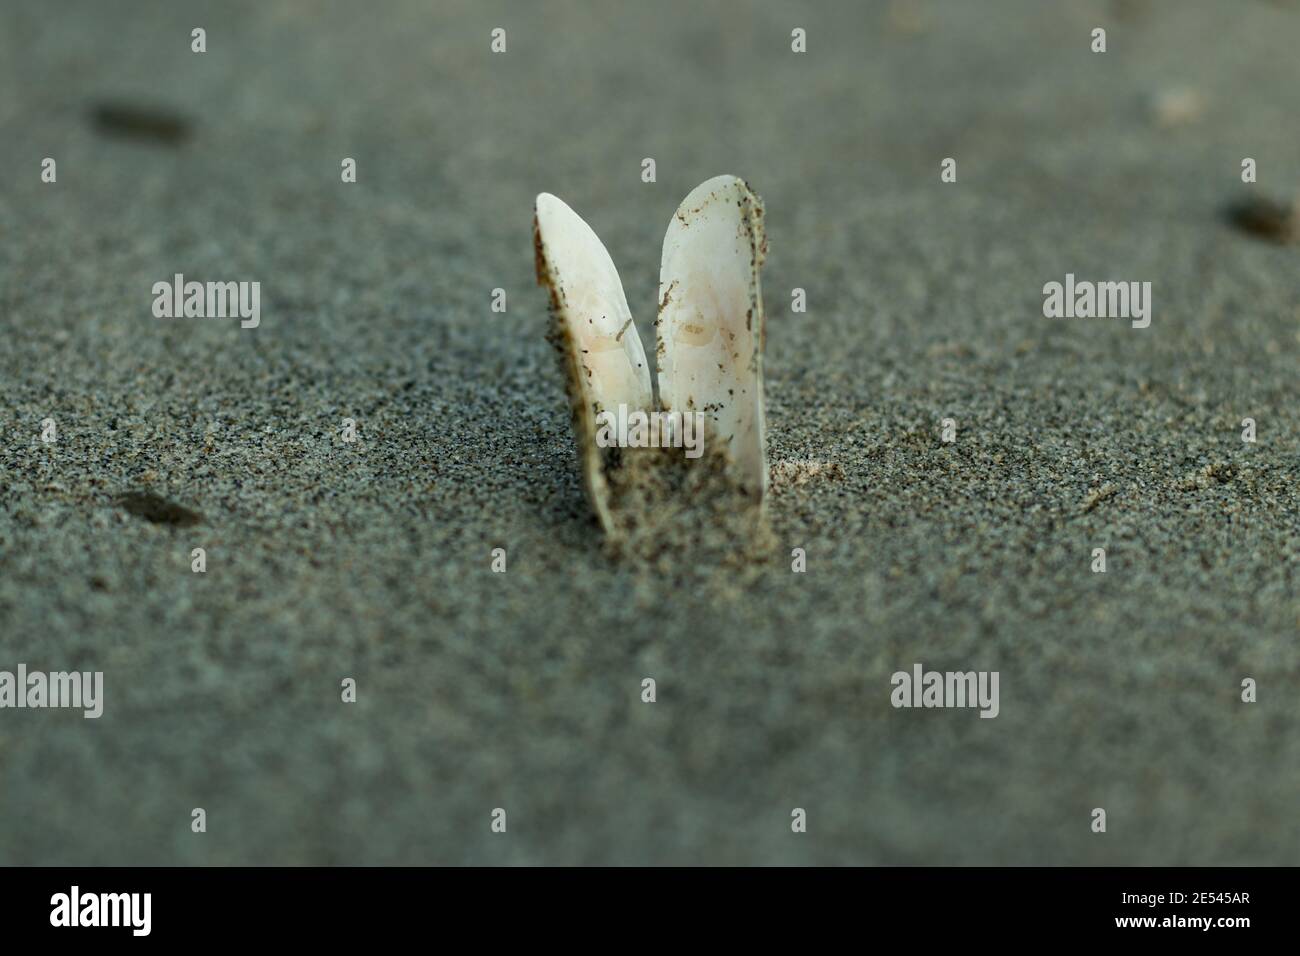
[1,0,1298,863]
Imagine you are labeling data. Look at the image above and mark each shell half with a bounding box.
[534,192,653,532]
[656,175,768,498]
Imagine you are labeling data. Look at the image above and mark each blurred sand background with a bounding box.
[1,0,1298,864]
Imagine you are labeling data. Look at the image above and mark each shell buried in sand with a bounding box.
[534,175,768,534]
[657,176,768,498]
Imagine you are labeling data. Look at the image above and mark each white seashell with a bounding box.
[534,192,653,533]
[657,175,767,497]
[534,176,768,533]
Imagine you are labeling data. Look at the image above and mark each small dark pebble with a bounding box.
[1226,196,1297,244]
[90,102,192,145]
[117,491,204,527]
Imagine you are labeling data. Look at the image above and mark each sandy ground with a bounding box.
[1,0,1298,865]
